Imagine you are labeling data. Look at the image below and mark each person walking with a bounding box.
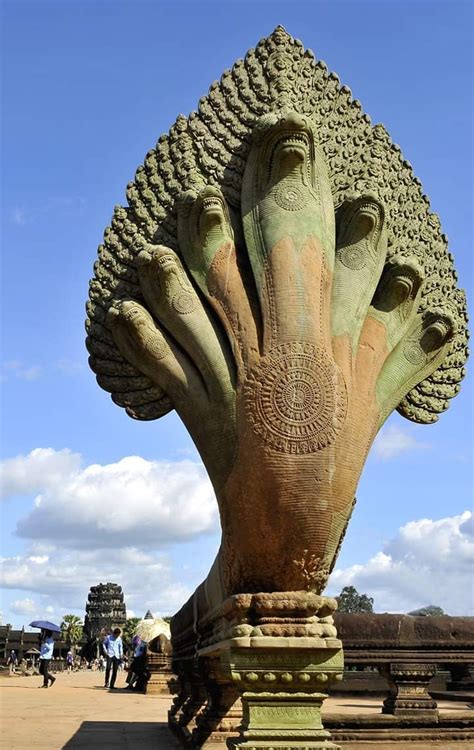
[7,650,18,674]
[66,650,74,673]
[102,627,123,690]
[38,630,56,688]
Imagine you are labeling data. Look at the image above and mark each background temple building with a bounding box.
[83,582,127,641]
[0,625,42,662]
[0,624,68,662]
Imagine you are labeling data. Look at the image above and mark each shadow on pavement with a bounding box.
[62,720,180,749]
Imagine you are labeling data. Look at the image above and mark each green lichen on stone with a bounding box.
[86,25,468,429]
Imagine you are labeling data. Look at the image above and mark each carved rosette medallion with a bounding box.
[403,339,427,366]
[274,180,309,211]
[338,241,368,270]
[244,342,347,453]
[171,290,198,314]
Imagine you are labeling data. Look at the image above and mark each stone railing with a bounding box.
[332,613,474,717]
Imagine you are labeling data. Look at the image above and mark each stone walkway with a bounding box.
[0,671,471,749]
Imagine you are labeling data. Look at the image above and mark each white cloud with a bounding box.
[54,358,86,376]
[0,448,219,626]
[21,366,42,381]
[1,449,217,547]
[329,511,474,615]
[10,598,37,616]
[1,545,192,621]
[372,424,425,460]
[1,448,81,499]
[2,361,42,382]
[11,207,27,225]
[0,447,219,625]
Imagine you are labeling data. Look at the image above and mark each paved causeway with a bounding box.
[0,670,471,749]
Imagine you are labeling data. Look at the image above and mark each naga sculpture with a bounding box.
[86,27,468,749]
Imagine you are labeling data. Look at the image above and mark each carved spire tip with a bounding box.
[270,24,291,38]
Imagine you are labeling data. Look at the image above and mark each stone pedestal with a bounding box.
[169,593,343,748]
[200,636,343,749]
[146,652,173,694]
[381,662,438,718]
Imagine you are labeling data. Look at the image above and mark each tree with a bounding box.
[121,617,141,649]
[408,605,445,617]
[336,586,374,613]
[60,614,84,654]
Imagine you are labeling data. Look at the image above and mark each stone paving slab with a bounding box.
[0,671,472,749]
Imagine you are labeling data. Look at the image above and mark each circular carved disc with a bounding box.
[338,242,367,270]
[171,290,198,314]
[274,181,309,211]
[403,340,426,366]
[244,342,347,453]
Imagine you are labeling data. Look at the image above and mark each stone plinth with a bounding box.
[170,593,343,749]
[201,636,343,749]
[381,663,438,718]
[146,652,173,695]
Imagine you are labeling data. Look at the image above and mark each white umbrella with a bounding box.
[134,617,170,643]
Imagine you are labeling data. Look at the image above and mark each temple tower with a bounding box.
[83,582,127,641]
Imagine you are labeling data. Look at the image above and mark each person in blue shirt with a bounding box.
[102,627,123,689]
[39,630,56,688]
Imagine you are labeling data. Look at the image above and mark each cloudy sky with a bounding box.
[1,0,473,628]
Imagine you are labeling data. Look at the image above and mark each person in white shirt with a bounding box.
[102,627,123,689]
[39,630,56,688]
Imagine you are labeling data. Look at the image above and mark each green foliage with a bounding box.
[336,586,374,613]
[122,617,141,646]
[408,605,446,616]
[61,614,84,652]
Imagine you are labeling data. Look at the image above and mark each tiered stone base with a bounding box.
[381,662,438,718]
[169,592,343,749]
[208,636,342,749]
[146,652,174,695]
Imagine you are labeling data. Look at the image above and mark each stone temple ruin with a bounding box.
[86,26,468,749]
[83,582,127,642]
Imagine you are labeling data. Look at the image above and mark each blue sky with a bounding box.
[1,0,473,627]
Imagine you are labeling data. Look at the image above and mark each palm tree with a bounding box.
[60,614,84,655]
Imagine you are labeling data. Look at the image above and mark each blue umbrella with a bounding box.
[29,620,61,633]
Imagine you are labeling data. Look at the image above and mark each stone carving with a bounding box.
[85,26,468,749]
[86,26,467,432]
[381,663,438,718]
[244,341,347,454]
